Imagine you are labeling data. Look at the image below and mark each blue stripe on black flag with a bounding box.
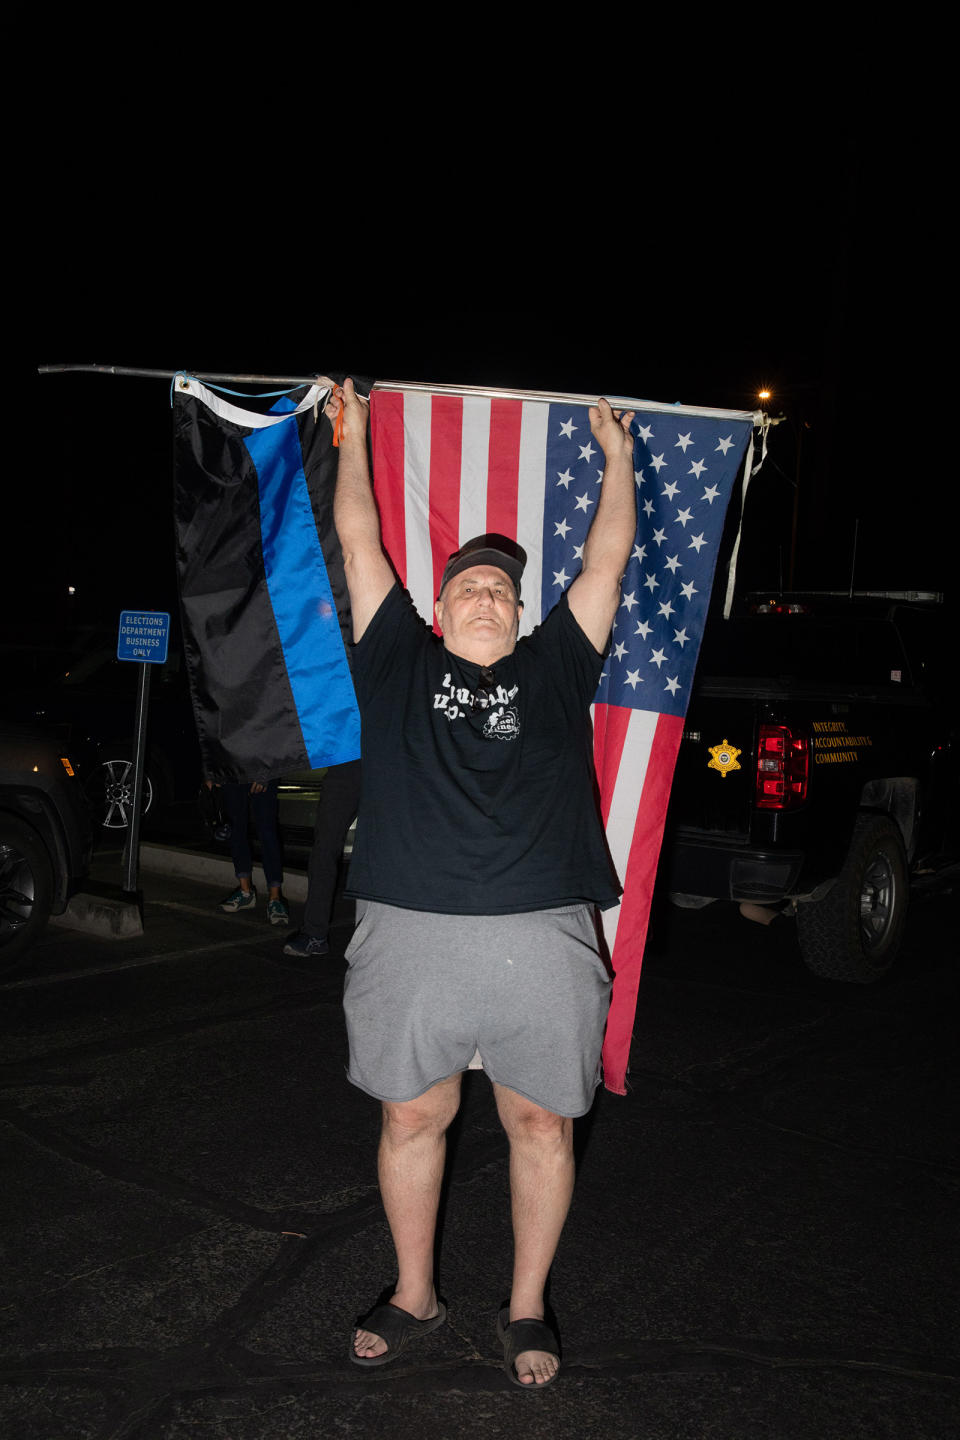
[244,414,361,769]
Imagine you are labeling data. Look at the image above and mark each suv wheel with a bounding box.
[87,757,155,830]
[796,814,908,983]
[0,816,54,966]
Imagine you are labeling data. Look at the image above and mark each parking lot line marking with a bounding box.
[0,938,286,990]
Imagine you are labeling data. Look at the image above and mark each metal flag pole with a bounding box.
[37,364,323,385]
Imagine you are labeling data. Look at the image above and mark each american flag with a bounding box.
[369,382,757,1095]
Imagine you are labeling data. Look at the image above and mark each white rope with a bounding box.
[173,374,333,429]
[723,415,772,619]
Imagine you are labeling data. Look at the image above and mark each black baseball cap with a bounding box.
[439,534,527,598]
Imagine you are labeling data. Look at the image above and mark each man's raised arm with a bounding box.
[329,378,395,641]
[566,397,637,653]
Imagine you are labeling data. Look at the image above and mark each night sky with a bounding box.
[13,108,949,663]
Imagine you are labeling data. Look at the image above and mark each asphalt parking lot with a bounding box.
[1,841,958,1440]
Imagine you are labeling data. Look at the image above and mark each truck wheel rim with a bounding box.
[859,851,896,952]
[96,760,154,830]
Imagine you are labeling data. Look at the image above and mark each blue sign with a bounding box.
[117,610,171,664]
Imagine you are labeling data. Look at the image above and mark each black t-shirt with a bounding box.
[345,584,622,915]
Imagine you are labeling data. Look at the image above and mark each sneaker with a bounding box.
[220,886,256,912]
[282,930,329,957]
[267,898,290,927]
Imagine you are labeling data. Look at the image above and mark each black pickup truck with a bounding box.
[661,593,956,982]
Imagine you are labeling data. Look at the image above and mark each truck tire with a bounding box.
[796,814,908,983]
[0,816,54,967]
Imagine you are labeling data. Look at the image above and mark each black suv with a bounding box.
[8,624,201,831]
[0,723,92,965]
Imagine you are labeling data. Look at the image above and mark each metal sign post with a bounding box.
[116,611,171,900]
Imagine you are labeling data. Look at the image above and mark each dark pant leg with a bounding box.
[220,783,253,879]
[303,760,361,938]
[249,781,283,888]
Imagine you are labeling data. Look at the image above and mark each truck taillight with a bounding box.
[756,724,809,810]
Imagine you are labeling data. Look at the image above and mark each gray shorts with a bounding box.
[342,900,612,1118]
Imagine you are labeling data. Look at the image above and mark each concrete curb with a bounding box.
[139,843,310,902]
[51,893,144,939]
[51,845,311,940]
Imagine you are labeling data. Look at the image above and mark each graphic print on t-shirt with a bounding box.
[433,670,520,739]
[482,706,520,740]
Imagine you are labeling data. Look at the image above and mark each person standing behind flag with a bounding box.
[282,759,361,957]
[331,377,636,1389]
[212,778,289,925]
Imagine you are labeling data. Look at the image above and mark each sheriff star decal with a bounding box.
[707,739,741,777]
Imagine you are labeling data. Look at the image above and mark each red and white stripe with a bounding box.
[371,388,548,629]
[593,704,684,1093]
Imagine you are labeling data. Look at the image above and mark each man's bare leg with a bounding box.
[353,1073,462,1359]
[493,1082,574,1386]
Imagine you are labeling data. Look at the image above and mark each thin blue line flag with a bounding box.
[173,375,360,782]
